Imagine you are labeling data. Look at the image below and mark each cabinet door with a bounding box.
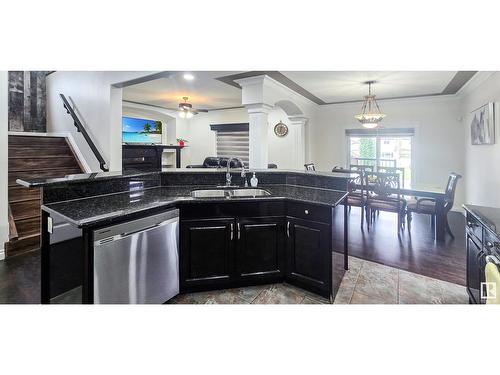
[180,218,235,292]
[236,217,285,284]
[286,218,331,298]
[466,234,481,304]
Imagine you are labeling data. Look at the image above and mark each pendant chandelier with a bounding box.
[354,81,386,129]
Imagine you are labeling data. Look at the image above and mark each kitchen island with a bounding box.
[18,169,351,304]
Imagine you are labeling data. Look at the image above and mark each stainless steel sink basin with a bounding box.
[231,188,271,197]
[191,189,228,198]
[191,188,271,199]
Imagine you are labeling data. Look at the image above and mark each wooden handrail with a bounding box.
[60,94,109,172]
[8,204,18,241]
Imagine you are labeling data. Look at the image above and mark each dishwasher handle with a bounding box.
[95,217,179,246]
[93,210,179,245]
[121,217,178,238]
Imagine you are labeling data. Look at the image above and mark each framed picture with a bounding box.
[470,102,495,145]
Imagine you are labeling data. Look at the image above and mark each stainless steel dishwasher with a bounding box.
[93,209,179,304]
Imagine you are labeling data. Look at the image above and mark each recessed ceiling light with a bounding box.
[183,73,194,81]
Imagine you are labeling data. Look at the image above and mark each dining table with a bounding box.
[359,183,448,241]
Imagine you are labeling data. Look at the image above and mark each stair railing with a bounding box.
[60,94,109,172]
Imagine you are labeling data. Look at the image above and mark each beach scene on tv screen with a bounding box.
[122,116,162,144]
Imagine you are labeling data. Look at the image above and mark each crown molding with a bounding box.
[455,71,497,97]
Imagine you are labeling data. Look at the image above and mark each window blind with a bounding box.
[216,130,249,166]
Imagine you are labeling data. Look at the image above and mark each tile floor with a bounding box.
[169,256,469,305]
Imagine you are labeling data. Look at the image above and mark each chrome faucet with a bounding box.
[241,166,249,187]
[225,157,243,187]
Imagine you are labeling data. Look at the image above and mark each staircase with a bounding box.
[6,135,84,257]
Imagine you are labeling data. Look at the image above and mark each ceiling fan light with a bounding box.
[179,110,186,119]
[185,111,193,119]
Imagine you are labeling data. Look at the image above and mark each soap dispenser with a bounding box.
[250,172,258,187]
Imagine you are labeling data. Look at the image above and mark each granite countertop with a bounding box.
[463,204,500,238]
[19,168,357,188]
[42,185,348,228]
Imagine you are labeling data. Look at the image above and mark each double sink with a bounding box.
[191,188,271,199]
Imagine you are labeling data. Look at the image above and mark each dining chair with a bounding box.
[349,164,374,173]
[406,172,462,238]
[377,166,405,188]
[304,163,316,171]
[332,167,369,228]
[365,171,407,233]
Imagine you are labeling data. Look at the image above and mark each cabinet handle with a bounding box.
[485,241,494,249]
[287,221,290,238]
[230,223,234,241]
[304,209,309,215]
[237,222,241,240]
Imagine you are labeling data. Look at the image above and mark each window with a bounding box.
[346,128,414,188]
[216,130,249,166]
[211,123,250,166]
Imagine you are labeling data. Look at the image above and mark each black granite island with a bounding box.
[18,169,351,304]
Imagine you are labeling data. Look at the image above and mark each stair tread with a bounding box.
[15,230,40,240]
[9,197,40,204]
[13,213,40,221]
[9,155,74,159]
[9,166,81,173]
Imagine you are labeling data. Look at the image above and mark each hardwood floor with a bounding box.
[0,206,466,303]
[333,207,466,286]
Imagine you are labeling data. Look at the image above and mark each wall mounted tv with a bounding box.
[122,116,162,144]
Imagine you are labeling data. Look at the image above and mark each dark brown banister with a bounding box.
[60,94,109,172]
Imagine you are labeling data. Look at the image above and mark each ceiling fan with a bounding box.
[172,97,208,119]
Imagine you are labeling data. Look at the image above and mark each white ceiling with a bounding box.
[281,71,458,103]
[122,71,243,110]
[122,71,468,110]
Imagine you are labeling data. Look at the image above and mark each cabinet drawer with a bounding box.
[181,201,285,220]
[466,213,482,243]
[287,201,331,224]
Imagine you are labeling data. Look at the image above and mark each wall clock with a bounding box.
[274,120,289,137]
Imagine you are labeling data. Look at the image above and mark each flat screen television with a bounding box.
[122,116,162,144]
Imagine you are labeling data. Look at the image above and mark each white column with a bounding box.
[288,116,308,169]
[247,104,272,169]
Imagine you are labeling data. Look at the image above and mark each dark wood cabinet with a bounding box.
[466,233,482,304]
[179,200,338,300]
[122,145,182,171]
[180,218,235,291]
[464,208,500,304]
[236,217,285,284]
[286,217,331,299]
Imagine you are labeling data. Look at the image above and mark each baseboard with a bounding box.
[0,247,5,261]
[8,130,92,172]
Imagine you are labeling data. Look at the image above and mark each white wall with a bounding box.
[0,71,8,260]
[184,106,304,169]
[186,108,247,166]
[311,96,465,208]
[460,72,500,208]
[46,71,157,171]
